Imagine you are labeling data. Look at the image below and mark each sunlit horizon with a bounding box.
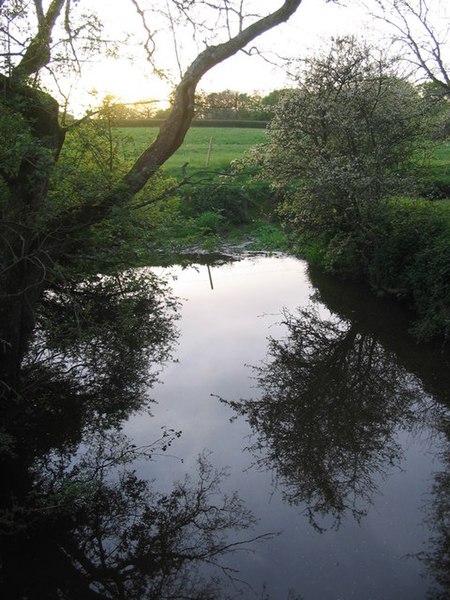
[50,0,371,116]
[47,0,448,117]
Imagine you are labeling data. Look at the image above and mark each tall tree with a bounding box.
[0,0,304,396]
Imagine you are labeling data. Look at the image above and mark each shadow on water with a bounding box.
[0,269,267,599]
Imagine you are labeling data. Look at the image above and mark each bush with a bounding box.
[288,196,450,340]
[180,179,251,224]
[262,36,427,279]
[367,198,450,340]
[195,211,224,233]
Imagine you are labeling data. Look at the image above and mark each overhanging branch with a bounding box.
[122,0,303,195]
[12,0,66,78]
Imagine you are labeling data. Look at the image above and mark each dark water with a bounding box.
[124,255,449,599]
[1,255,449,599]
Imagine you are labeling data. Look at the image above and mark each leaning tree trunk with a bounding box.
[54,0,304,227]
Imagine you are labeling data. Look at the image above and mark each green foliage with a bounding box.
[47,120,187,270]
[0,97,57,219]
[295,197,450,340]
[367,198,450,340]
[49,121,124,216]
[129,194,221,255]
[179,178,251,224]
[195,210,224,232]
[0,106,33,179]
[246,221,288,251]
[420,82,450,141]
[262,37,426,245]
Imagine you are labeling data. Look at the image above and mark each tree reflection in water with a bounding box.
[0,270,263,599]
[224,304,438,531]
[419,419,450,600]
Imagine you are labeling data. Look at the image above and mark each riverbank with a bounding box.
[141,201,450,344]
[288,197,450,342]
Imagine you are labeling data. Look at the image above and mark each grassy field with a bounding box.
[117,126,267,176]
[417,139,450,196]
[118,127,450,190]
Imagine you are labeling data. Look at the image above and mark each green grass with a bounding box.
[116,126,267,177]
[430,140,450,163]
[118,128,450,193]
[416,140,450,197]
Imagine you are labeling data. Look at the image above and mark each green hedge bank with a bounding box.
[298,198,450,342]
[370,198,450,341]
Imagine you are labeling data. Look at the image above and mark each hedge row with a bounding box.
[368,198,450,341]
[113,119,269,129]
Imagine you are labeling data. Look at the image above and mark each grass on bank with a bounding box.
[117,126,267,177]
[416,139,450,197]
[114,126,450,339]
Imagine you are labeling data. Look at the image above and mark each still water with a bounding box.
[124,254,450,600]
[2,254,449,599]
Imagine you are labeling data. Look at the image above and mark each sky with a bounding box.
[57,0,448,114]
[60,0,367,111]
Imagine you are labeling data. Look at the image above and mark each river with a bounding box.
[126,254,450,599]
[1,254,449,599]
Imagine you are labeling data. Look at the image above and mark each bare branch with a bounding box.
[166,0,184,79]
[368,0,450,92]
[130,0,158,66]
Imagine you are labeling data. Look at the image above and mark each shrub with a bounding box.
[262,36,427,278]
[180,179,251,224]
[361,198,449,340]
[195,211,224,233]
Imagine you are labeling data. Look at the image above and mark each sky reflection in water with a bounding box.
[125,255,450,600]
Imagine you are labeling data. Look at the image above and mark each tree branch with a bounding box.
[369,0,449,93]
[12,0,66,78]
[122,0,303,195]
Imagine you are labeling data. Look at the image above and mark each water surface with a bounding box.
[124,255,450,600]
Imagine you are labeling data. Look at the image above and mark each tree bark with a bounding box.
[0,76,65,396]
[12,0,67,79]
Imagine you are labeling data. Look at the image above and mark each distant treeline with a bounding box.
[114,119,268,128]
[95,89,287,126]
